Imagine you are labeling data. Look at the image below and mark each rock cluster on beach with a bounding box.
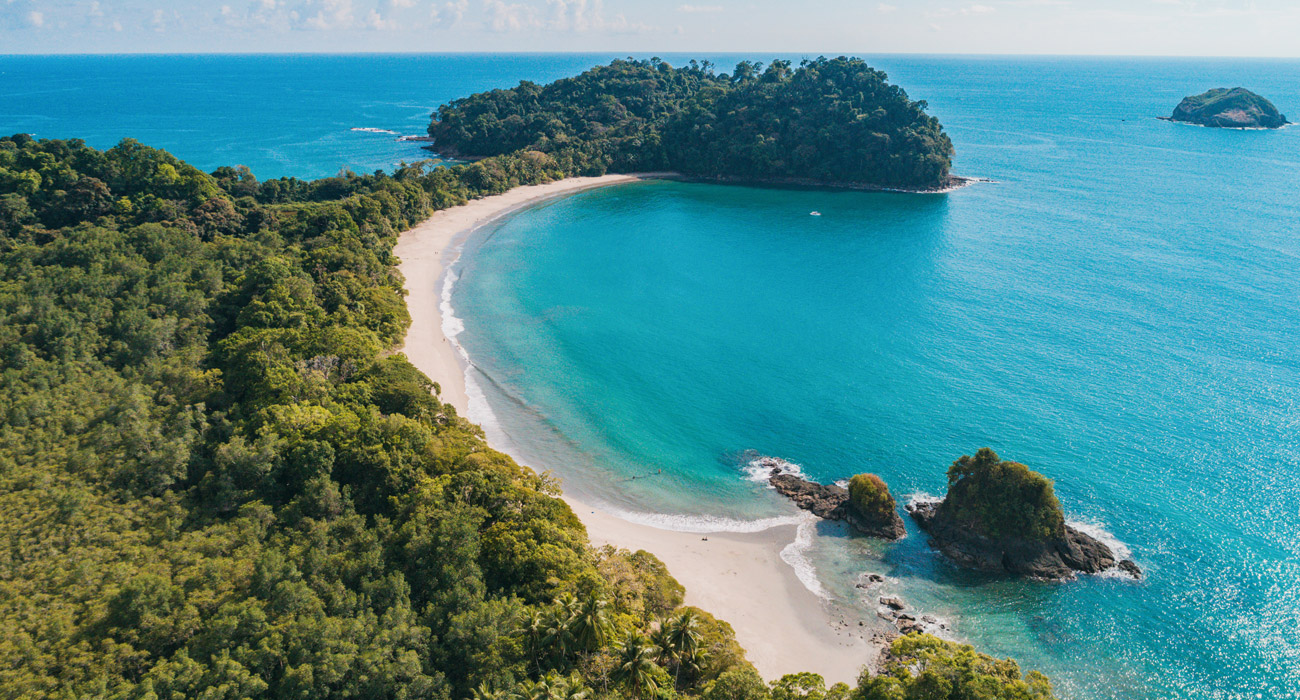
[855,573,946,639]
[906,448,1142,581]
[1162,88,1289,129]
[763,461,906,540]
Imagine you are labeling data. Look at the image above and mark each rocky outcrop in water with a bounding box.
[767,467,906,540]
[906,500,1139,580]
[1162,88,1289,129]
[906,447,1142,580]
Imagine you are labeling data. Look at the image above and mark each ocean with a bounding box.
[5,53,1298,700]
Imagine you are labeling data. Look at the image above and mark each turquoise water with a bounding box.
[451,59,1300,699]
[6,53,1299,699]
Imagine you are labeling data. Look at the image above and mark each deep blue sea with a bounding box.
[5,54,1298,700]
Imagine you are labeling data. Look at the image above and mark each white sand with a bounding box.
[396,174,881,683]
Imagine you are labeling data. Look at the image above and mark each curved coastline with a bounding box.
[395,174,887,683]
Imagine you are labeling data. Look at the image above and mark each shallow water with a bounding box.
[449,58,1300,700]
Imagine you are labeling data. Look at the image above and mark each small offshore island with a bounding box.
[1161,87,1290,129]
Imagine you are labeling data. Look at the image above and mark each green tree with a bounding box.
[613,632,663,700]
[856,633,1057,700]
[703,667,771,700]
[941,448,1066,540]
[771,673,827,700]
[569,593,613,653]
[847,474,896,521]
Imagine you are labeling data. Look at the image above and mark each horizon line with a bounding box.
[3,50,1300,60]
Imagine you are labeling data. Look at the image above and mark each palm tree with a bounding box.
[568,592,612,652]
[649,619,675,666]
[510,679,538,700]
[680,646,710,685]
[519,608,549,674]
[531,674,561,700]
[558,674,590,700]
[542,597,578,668]
[470,681,507,700]
[664,610,702,686]
[514,672,589,700]
[613,631,661,700]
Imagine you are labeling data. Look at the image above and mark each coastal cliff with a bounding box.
[907,448,1141,580]
[1163,88,1289,129]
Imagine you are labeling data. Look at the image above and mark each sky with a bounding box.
[2,0,1299,56]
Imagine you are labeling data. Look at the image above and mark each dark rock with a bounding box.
[907,500,1136,580]
[768,470,906,539]
[857,573,886,589]
[1118,559,1143,579]
[770,472,845,519]
[879,596,905,611]
[896,614,916,622]
[1162,88,1289,129]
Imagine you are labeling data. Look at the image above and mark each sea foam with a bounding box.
[742,454,806,484]
[440,265,510,448]
[780,512,832,599]
[608,508,803,534]
[1068,518,1142,578]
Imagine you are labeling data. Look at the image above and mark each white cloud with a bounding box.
[303,0,355,29]
[927,2,995,18]
[27,10,44,27]
[876,3,897,13]
[434,0,468,25]
[150,8,166,31]
[363,7,395,28]
[389,0,417,7]
[546,0,651,33]
[678,3,722,12]
[89,1,105,18]
[483,0,537,31]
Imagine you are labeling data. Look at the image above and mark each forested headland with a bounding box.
[0,134,1051,699]
[427,57,957,191]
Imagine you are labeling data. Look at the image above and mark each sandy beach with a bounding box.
[395,174,882,683]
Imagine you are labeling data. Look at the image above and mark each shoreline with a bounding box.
[1156,116,1292,130]
[421,148,987,194]
[395,174,884,683]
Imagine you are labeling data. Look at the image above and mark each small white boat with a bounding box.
[810,211,822,216]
